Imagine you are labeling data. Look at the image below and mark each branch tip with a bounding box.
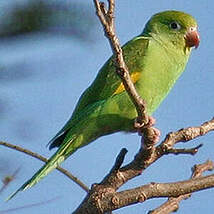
[111,148,128,171]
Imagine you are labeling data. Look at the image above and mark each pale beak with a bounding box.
[184,27,200,48]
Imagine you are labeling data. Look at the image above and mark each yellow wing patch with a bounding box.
[113,72,141,95]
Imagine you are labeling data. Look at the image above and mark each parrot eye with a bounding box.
[169,22,181,30]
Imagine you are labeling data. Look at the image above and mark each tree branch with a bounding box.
[99,173,214,212]
[2,1,213,214]
[93,0,148,125]
[0,141,89,193]
[73,118,214,213]
[73,0,214,213]
[98,118,214,192]
[74,169,214,213]
[149,160,214,214]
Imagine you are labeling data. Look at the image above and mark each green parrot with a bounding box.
[8,10,199,199]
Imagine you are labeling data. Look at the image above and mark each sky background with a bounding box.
[0,0,214,213]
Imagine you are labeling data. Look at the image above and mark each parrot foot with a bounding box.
[134,116,157,135]
[134,116,160,147]
[134,116,156,131]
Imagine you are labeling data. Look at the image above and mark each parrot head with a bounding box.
[143,10,200,51]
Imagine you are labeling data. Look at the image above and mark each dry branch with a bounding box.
[73,1,214,213]
[149,160,214,214]
[0,141,89,193]
[93,0,148,125]
[99,173,214,212]
[1,1,213,214]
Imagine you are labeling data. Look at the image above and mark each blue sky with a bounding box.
[0,0,214,213]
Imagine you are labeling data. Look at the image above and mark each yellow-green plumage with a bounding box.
[8,10,199,200]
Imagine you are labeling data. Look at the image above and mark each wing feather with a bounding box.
[48,36,150,148]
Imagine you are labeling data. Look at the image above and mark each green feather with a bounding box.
[8,10,198,200]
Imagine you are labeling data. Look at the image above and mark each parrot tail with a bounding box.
[7,138,76,201]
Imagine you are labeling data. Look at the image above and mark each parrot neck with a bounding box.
[134,35,191,115]
[145,32,191,57]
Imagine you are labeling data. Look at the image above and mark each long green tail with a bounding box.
[7,100,108,201]
[7,139,75,201]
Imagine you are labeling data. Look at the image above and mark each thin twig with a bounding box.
[165,144,203,155]
[111,148,128,172]
[0,141,89,193]
[0,168,21,194]
[149,160,214,214]
[160,118,214,149]
[93,0,148,125]
[0,196,60,214]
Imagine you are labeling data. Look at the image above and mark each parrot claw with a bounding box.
[134,118,144,130]
[134,116,160,148]
[134,116,156,129]
[134,116,157,136]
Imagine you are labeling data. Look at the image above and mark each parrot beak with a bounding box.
[184,27,200,48]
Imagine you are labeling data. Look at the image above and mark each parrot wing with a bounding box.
[48,36,149,148]
[73,36,149,115]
